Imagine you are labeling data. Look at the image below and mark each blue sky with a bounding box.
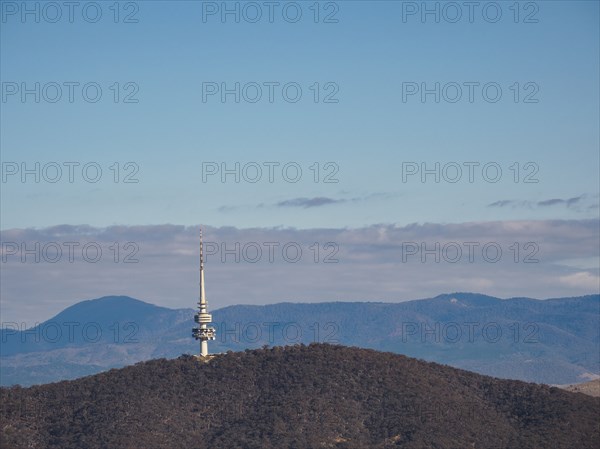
[1,1,599,321]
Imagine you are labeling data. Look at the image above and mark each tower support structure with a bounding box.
[192,228,216,357]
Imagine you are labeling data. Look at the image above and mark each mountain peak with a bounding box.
[48,296,170,324]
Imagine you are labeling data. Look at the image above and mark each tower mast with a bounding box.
[192,228,216,357]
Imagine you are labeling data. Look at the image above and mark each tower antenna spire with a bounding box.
[192,227,216,357]
[199,228,205,306]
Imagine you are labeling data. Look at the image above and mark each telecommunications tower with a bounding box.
[192,228,216,357]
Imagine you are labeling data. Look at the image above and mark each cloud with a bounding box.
[216,193,397,212]
[558,272,600,290]
[538,199,565,207]
[276,197,345,208]
[538,195,584,208]
[488,200,516,208]
[488,195,590,210]
[217,205,238,213]
[1,220,598,323]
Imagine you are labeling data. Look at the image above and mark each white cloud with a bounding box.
[1,219,598,323]
[559,272,600,290]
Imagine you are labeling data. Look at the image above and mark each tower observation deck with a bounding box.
[192,228,216,357]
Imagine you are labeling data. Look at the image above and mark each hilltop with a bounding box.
[1,344,598,449]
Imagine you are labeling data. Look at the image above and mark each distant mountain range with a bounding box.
[2,345,599,449]
[1,293,598,386]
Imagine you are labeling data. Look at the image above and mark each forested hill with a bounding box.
[1,344,598,449]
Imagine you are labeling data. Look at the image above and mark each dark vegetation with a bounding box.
[1,344,598,449]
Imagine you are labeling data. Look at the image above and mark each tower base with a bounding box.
[194,354,216,363]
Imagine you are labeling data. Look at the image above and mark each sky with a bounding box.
[1,0,599,323]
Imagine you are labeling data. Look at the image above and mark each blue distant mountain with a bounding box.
[1,296,180,356]
[1,293,598,386]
